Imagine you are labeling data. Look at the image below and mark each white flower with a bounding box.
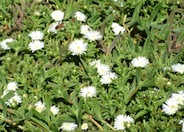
[60,122,78,131]
[80,25,91,35]
[111,22,125,35]
[84,30,102,41]
[79,86,96,98]
[163,67,171,71]
[171,63,184,74]
[89,59,101,67]
[100,72,117,84]
[68,39,87,55]
[131,56,149,68]
[6,93,22,107]
[171,91,184,105]
[179,119,184,132]
[51,10,64,22]
[74,11,87,22]
[28,40,44,53]
[96,64,111,76]
[7,82,18,91]
[34,100,46,113]
[0,38,14,50]
[28,30,44,40]
[81,123,88,130]
[50,105,59,115]
[114,114,134,130]
[48,22,59,33]
[162,98,180,115]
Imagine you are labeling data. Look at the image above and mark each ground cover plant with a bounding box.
[0,0,184,131]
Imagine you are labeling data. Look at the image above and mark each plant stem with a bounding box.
[85,114,103,131]
[101,120,115,131]
[0,105,15,114]
[2,117,23,130]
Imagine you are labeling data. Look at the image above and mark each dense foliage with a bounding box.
[0,0,184,131]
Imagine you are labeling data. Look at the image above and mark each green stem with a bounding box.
[101,120,115,131]
[136,67,141,85]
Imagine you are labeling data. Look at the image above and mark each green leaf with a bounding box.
[176,31,184,43]
[171,52,183,64]
[0,99,7,119]
[0,70,6,85]
[1,91,14,102]
[140,78,155,88]
[30,117,50,132]
[127,2,142,27]
[125,78,138,104]
[135,110,148,120]
[136,67,141,85]
[143,36,151,51]
[91,99,102,121]
[24,120,37,132]
[32,109,49,123]
[148,3,162,28]
[64,2,77,20]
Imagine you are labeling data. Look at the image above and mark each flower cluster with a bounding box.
[28,30,44,52]
[34,100,59,115]
[114,114,134,131]
[80,25,102,42]
[48,10,65,33]
[162,91,184,115]
[90,59,117,84]
[0,38,15,50]
[1,82,22,107]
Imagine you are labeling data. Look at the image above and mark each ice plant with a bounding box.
[0,38,14,50]
[162,98,180,115]
[51,10,64,22]
[89,59,101,67]
[28,30,44,40]
[68,39,87,55]
[171,63,184,74]
[79,86,96,98]
[81,123,88,130]
[171,91,184,105]
[114,114,134,130]
[111,22,125,35]
[48,22,59,33]
[28,40,44,53]
[96,64,111,76]
[74,11,87,22]
[179,119,184,132]
[6,93,22,107]
[50,105,59,115]
[100,72,117,84]
[34,100,46,113]
[80,25,91,35]
[7,82,18,91]
[84,30,102,41]
[131,56,149,68]
[60,122,78,131]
